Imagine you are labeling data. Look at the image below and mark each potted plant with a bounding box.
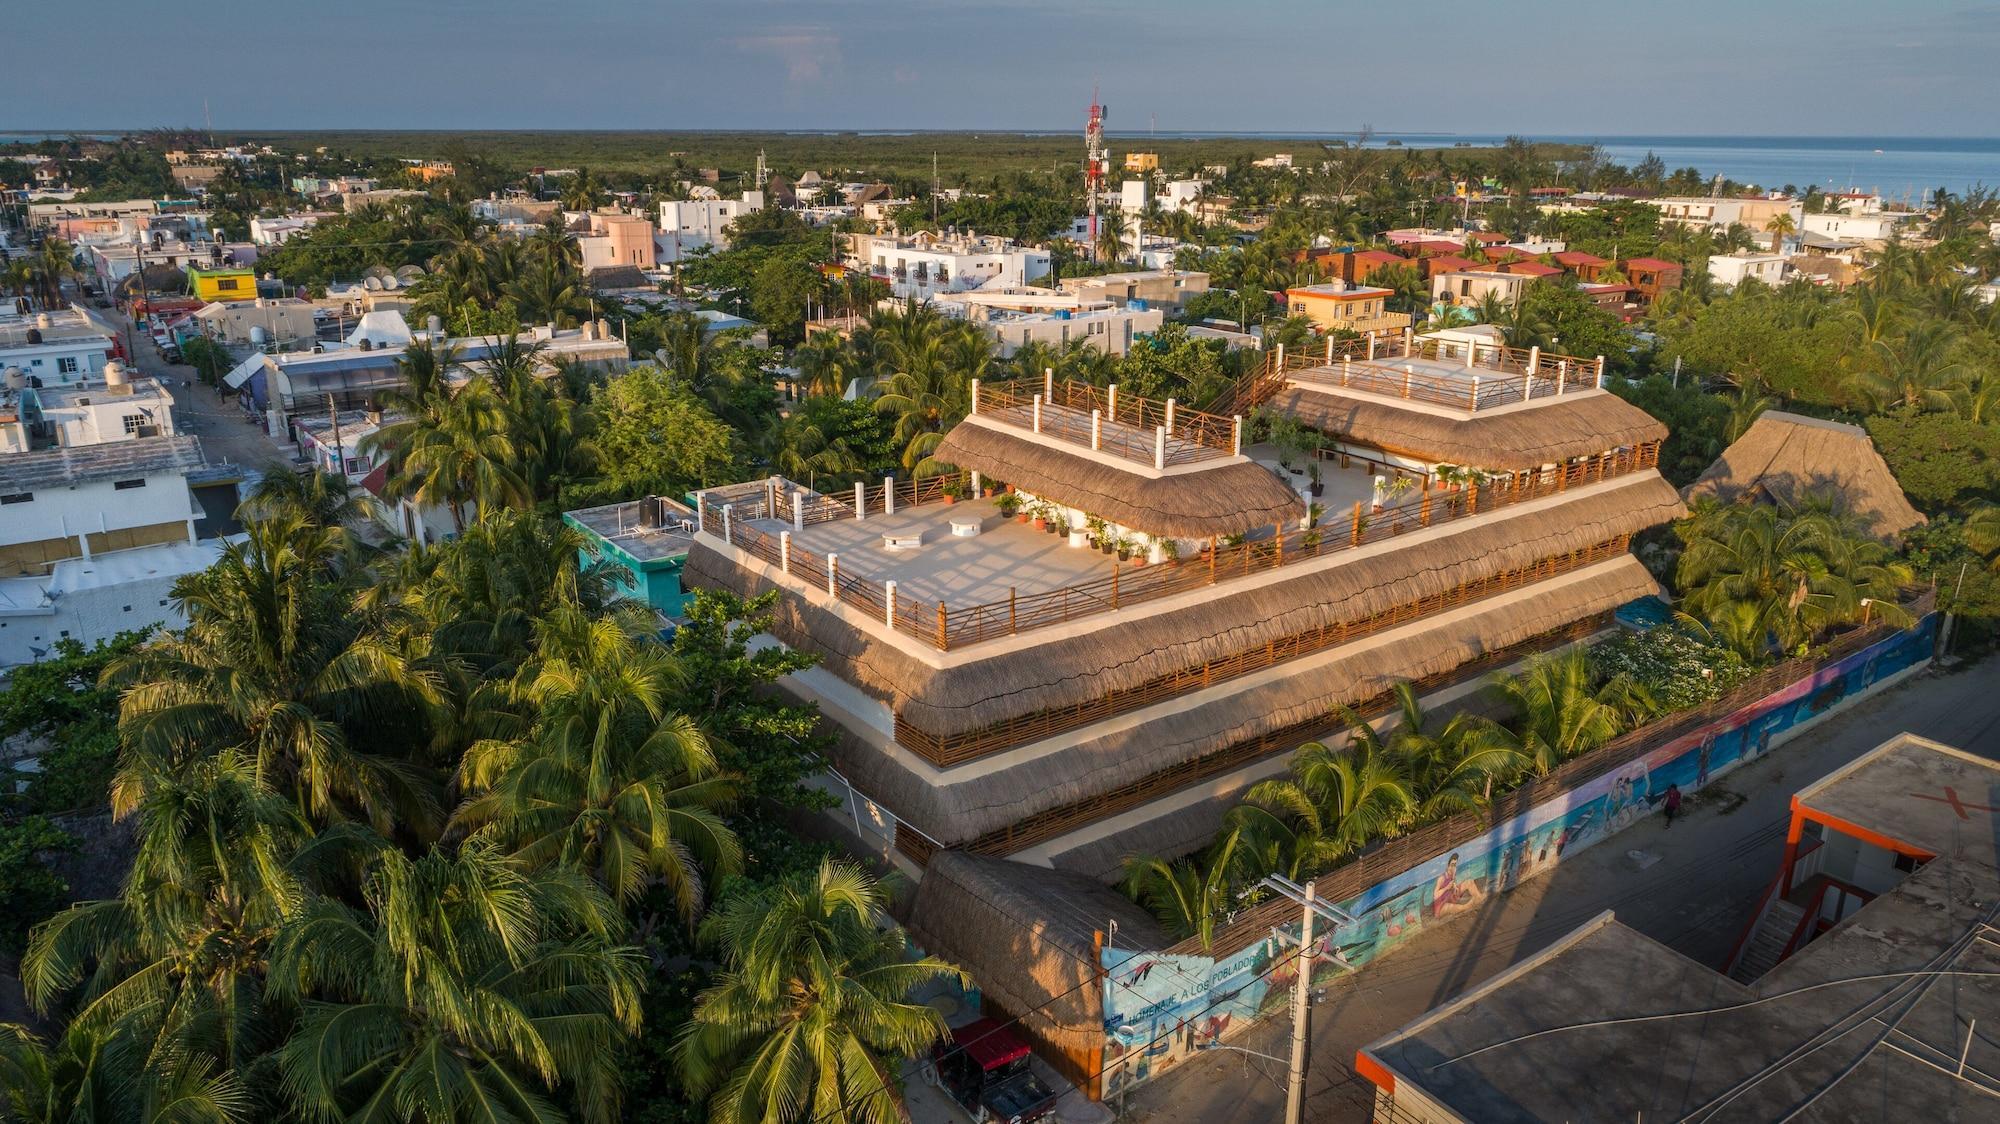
[942,477,966,504]
[1114,536,1132,562]
[995,493,1021,520]
[1029,500,1048,530]
[1049,512,1069,537]
[1382,474,1419,504]
[1087,515,1109,547]
[1159,538,1181,563]
[1304,441,1327,497]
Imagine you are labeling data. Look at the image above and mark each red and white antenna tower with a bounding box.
[1085,89,1108,258]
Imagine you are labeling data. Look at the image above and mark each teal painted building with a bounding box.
[563,497,698,618]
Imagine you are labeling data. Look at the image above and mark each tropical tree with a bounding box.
[1120,830,1248,951]
[389,380,532,530]
[871,312,984,475]
[1485,648,1630,776]
[453,602,740,917]
[1238,714,1417,870]
[676,859,964,1124]
[268,845,643,1124]
[106,514,442,832]
[1675,499,1916,656]
[0,1022,249,1124]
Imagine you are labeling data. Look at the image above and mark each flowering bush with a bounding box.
[1588,623,1754,712]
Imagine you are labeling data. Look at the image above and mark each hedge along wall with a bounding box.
[1097,611,1939,1098]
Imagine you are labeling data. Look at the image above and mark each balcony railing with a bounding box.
[971,376,1239,467]
[1273,334,1605,412]
[694,439,1660,654]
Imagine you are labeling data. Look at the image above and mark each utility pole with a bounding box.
[1244,874,1355,1124]
[327,393,348,497]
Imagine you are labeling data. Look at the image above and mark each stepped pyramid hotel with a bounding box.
[677,331,1682,1086]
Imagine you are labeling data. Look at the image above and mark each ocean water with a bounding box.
[1092,131,2000,198]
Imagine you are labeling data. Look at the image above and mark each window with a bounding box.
[216,277,241,291]
[0,493,30,504]
[122,413,146,433]
[57,356,78,374]
[113,478,147,490]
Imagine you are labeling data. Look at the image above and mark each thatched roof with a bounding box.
[686,474,1678,848]
[934,419,1303,538]
[1685,411,1925,540]
[1267,386,1668,470]
[907,852,1165,1071]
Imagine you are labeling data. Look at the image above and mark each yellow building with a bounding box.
[185,266,256,302]
[1284,283,1411,336]
[1123,152,1159,173]
[407,160,455,183]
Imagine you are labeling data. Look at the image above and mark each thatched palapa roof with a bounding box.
[1685,411,1924,540]
[933,418,1303,538]
[685,473,1679,848]
[1268,386,1668,470]
[907,852,1165,1077]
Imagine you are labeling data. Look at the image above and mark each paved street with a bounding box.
[112,303,290,472]
[1121,660,2000,1123]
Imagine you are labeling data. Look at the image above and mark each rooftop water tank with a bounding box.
[3,366,24,390]
[36,312,52,329]
[103,360,129,387]
[249,325,269,345]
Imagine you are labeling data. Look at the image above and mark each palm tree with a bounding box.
[21,749,335,1085]
[389,380,532,531]
[872,317,980,475]
[508,256,583,328]
[1675,500,1914,657]
[793,332,858,399]
[0,1022,249,1124]
[676,860,964,1124]
[1723,377,1774,443]
[1856,321,1965,411]
[1965,504,2000,572]
[237,466,375,530]
[1486,648,1628,776]
[1120,831,1248,951]
[108,514,442,830]
[1240,714,1416,867]
[32,239,76,309]
[1381,683,1524,814]
[1764,212,1796,253]
[453,603,740,916]
[270,845,643,1124]
[1094,205,1130,264]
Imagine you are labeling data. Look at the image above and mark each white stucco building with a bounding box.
[658,192,765,261]
[848,232,1053,300]
[1707,252,1789,289]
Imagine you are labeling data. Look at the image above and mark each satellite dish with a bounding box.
[363,264,394,282]
[380,275,400,290]
[395,264,426,281]
[363,276,382,291]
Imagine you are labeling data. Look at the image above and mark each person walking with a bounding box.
[1663,783,1683,827]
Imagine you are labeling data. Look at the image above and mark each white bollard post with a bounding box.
[1232,415,1243,457]
[1032,394,1043,433]
[1154,425,1167,470]
[1275,342,1285,372]
[1325,337,1335,363]
[792,493,804,532]
[1557,359,1569,395]
[1044,367,1054,401]
[1165,397,1177,435]
[1342,355,1351,385]
[694,491,708,533]
[722,504,734,543]
[827,553,838,595]
[1528,344,1541,375]
[1402,325,1412,352]
[780,531,791,573]
[884,580,897,628]
[1595,356,1606,389]
[1091,408,1103,450]
[1404,366,1414,397]
[1107,383,1118,421]
[854,481,866,521]
[1366,334,1377,361]
[1471,374,1481,410]
[1523,372,1533,400]
[883,476,895,515]
[1465,342,1476,369]
[969,378,980,415]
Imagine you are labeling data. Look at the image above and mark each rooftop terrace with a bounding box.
[1222,333,1606,418]
[971,376,1238,468]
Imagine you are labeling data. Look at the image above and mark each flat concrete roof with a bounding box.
[1363,734,2000,1124]
[566,498,696,564]
[1796,733,2000,865]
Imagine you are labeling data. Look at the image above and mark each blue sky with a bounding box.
[13,0,1999,135]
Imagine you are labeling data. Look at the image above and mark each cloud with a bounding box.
[732,27,841,85]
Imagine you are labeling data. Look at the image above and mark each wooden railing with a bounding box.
[894,536,1634,765]
[1204,334,1604,418]
[956,612,1617,860]
[700,444,1659,653]
[973,376,1239,466]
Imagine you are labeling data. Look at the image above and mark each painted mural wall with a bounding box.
[1098,615,1939,1096]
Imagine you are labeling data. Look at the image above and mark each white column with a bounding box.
[1404,366,1414,396]
[1165,397,1177,435]
[1044,366,1054,400]
[1527,344,1541,375]
[884,579,897,628]
[826,553,838,595]
[854,481,866,521]
[1557,360,1569,395]
[721,503,734,543]
[1107,383,1118,421]
[792,493,804,531]
[1366,335,1376,361]
[969,377,980,415]
[1523,372,1533,400]
[1402,325,1412,352]
[1154,425,1167,470]
[1342,355,1351,385]
[970,470,982,496]
[1324,337,1335,363]
[1232,415,1243,456]
[780,531,791,573]
[1032,394,1043,433]
[1275,342,1285,371]
[694,491,708,533]
[883,476,895,515]
[1464,342,1476,369]
[186,517,198,546]
[1091,409,1103,450]
[1470,374,1481,411]
[1595,356,1607,388]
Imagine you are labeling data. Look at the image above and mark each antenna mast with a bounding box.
[1085,88,1108,259]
